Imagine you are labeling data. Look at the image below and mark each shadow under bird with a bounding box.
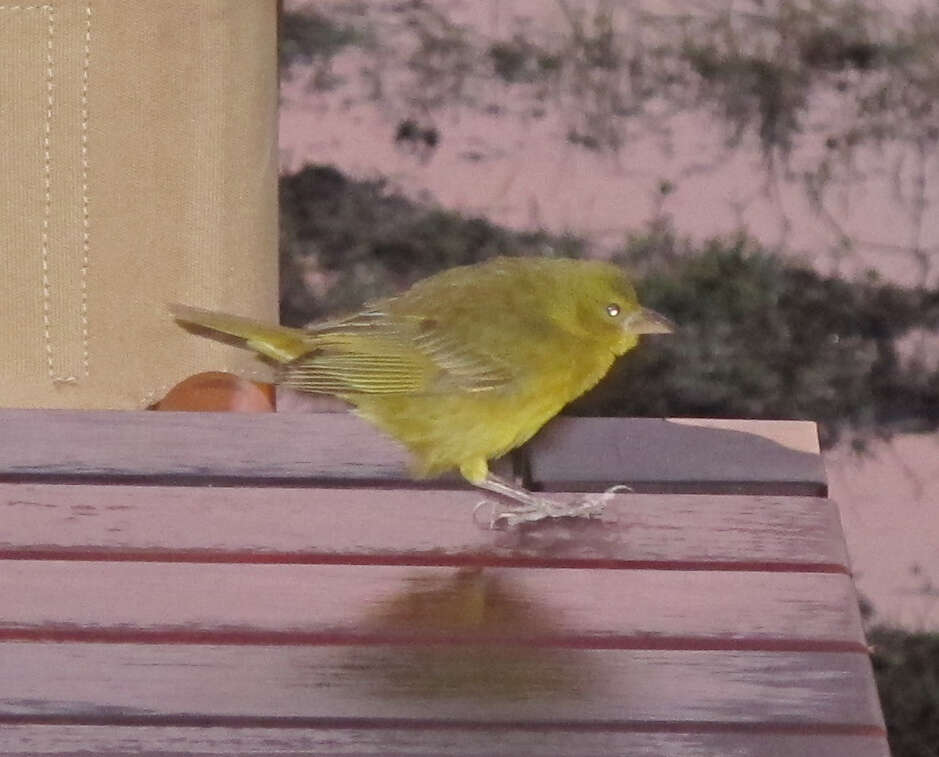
[170,256,673,525]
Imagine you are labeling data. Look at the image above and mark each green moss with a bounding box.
[279,10,362,70]
[868,625,939,756]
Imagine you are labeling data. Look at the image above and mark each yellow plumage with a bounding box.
[171,256,672,516]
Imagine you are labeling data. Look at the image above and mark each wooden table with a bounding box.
[0,411,888,756]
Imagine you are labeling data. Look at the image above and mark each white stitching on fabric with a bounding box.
[79,2,91,376]
[39,4,65,382]
[6,4,91,383]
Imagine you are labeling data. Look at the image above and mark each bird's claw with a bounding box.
[473,485,631,529]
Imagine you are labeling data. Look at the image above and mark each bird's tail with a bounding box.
[168,303,313,363]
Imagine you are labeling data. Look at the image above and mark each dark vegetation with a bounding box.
[280,164,939,451]
[279,165,585,325]
[280,1,939,283]
[868,623,939,757]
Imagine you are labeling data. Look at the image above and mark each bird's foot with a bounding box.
[473,485,631,529]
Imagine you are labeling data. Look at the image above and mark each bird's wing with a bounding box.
[279,309,514,395]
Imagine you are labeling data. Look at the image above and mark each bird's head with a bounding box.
[564,261,674,355]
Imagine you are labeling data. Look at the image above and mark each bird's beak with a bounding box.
[627,307,675,334]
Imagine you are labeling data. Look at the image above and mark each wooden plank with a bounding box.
[0,409,424,485]
[524,417,827,496]
[0,724,891,757]
[0,644,883,728]
[667,418,821,454]
[0,563,865,649]
[0,484,850,570]
[0,411,822,493]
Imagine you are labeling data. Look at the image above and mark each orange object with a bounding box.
[152,371,275,412]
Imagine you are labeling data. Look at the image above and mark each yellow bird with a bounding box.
[170,256,673,524]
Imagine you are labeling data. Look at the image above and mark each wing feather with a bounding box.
[280,308,513,395]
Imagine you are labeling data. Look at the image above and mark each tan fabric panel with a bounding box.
[1,1,278,409]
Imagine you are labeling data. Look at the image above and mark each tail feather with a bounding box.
[168,303,312,363]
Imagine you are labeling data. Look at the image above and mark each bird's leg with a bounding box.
[472,473,618,528]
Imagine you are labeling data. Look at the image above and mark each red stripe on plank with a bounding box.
[0,713,886,737]
[0,625,869,653]
[0,546,850,573]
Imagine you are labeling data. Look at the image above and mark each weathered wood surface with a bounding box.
[0,484,849,569]
[0,409,418,485]
[1,725,891,757]
[0,644,880,725]
[526,417,827,496]
[0,411,886,756]
[0,563,863,648]
[0,410,826,494]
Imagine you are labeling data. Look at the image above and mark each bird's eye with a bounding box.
[606,303,621,317]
